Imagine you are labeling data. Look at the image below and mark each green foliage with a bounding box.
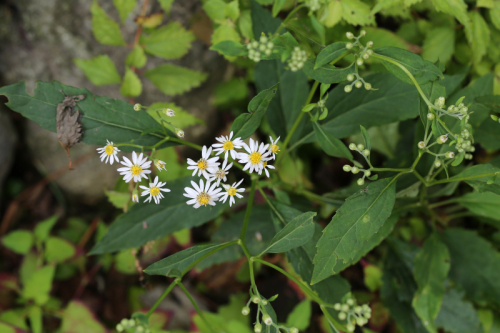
[286,300,312,331]
[113,0,136,23]
[313,122,353,160]
[141,23,194,60]
[22,265,55,305]
[145,64,207,96]
[435,289,482,333]
[60,301,107,333]
[74,55,122,86]
[456,191,500,221]
[125,46,147,68]
[120,67,142,97]
[91,0,125,46]
[44,237,76,263]
[2,230,33,254]
[33,215,59,244]
[315,42,348,69]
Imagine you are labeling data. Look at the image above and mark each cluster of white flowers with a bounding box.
[183,133,279,209]
[288,47,307,72]
[343,143,373,186]
[247,35,274,62]
[333,297,372,332]
[116,318,150,333]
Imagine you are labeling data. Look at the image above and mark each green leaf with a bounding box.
[120,67,142,97]
[322,1,342,27]
[272,0,286,17]
[91,0,125,46]
[44,237,76,263]
[302,60,355,84]
[158,0,174,13]
[441,229,500,307]
[89,177,227,254]
[2,230,33,254]
[419,80,446,126]
[251,0,281,37]
[203,0,227,21]
[210,41,247,56]
[466,11,490,64]
[429,0,471,38]
[435,289,482,333]
[74,55,121,86]
[239,10,254,40]
[173,228,191,246]
[113,0,136,22]
[60,301,107,333]
[456,191,500,221]
[28,306,42,333]
[212,21,241,47]
[360,125,371,151]
[114,250,136,274]
[412,233,450,333]
[312,177,398,284]
[262,212,316,254]
[374,46,444,85]
[145,64,207,96]
[286,300,311,331]
[141,22,194,60]
[315,42,348,69]
[125,46,147,68]
[313,122,353,160]
[22,265,55,305]
[364,265,383,291]
[145,242,235,276]
[34,215,58,244]
[340,0,375,26]
[105,190,130,208]
[491,1,500,30]
[364,27,409,50]
[230,83,278,139]
[225,1,240,20]
[0,81,172,151]
[148,102,204,130]
[421,27,455,64]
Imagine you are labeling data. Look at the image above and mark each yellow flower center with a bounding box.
[150,187,160,196]
[223,141,234,151]
[131,165,143,175]
[197,192,210,206]
[105,144,115,155]
[215,169,225,179]
[263,161,267,168]
[228,188,237,196]
[197,159,208,171]
[271,144,280,154]
[249,152,262,165]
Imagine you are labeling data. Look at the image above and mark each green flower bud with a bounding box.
[338,312,347,320]
[121,319,128,326]
[364,83,372,90]
[355,80,363,88]
[344,85,353,93]
[347,74,355,81]
[356,58,364,66]
[242,307,250,315]
[290,327,299,333]
[343,165,352,172]
[252,296,260,304]
[263,314,273,326]
[116,324,124,332]
[346,323,355,332]
[360,30,366,36]
[349,143,357,150]
[434,160,441,168]
[445,151,455,159]
[367,41,373,47]
[346,299,354,306]
[351,166,359,174]
[346,42,353,49]
[346,32,354,39]
[427,113,435,120]
[254,323,262,333]
[341,304,350,312]
[357,144,364,151]
[334,303,342,310]
[418,141,425,149]
[133,103,142,111]
[364,170,371,177]
[363,149,370,156]
[354,306,362,313]
[357,178,365,186]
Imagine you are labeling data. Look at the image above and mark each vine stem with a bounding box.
[177,281,217,333]
[146,278,179,318]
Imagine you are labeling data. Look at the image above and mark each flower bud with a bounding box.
[356,58,364,66]
[344,85,353,93]
[341,304,350,312]
[364,83,372,90]
[351,166,359,174]
[175,128,184,138]
[354,306,362,313]
[364,170,371,177]
[445,151,455,159]
[137,327,144,333]
[164,108,175,117]
[357,178,365,186]
[427,113,435,120]
[242,307,250,315]
[267,42,274,49]
[418,141,425,149]
[252,296,260,304]
[263,314,273,326]
[356,317,366,326]
[346,42,353,49]
[334,303,341,310]
[132,190,139,203]
[261,299,268,305]
[355,80,363,88]
[362,304,371,312]
[363,150,370,157]
[434,160,441,168]
[338,312,347,320]
[121,319,128,326]
[367,41,373,47]
[343,165,352,172]
[290,328,299,333]
[133,103,141,111]
[127,319,136,327]
[346,32,354,39]
[347,74,355,81]
[346,323,355,332]
[260,35,268,43]
[349,143,357,150]
[357,144,364,151]
[254,323,262,333]
[360,30,366,36]
[437,135,448,144]
[116,324,124,332]
[363,311,371,318]
[362,52,369,60]
[346,299,354,306]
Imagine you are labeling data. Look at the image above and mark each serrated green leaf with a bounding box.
[312,177,397,284]
[239,10,254,40]
[340,0,375,26]
[365,27,409,49]
[371,0,404,15]
[412,233,450,333]
[466,11,490,64]
[456,191,500,221]
[303,60,355,84]
[251,0,281,37]
[491,2,500,30]
[60,301,107,333]
[430,0,471,38]
[144,242,236,276]
[89,177,227,254]
[313,122,353,160]
[2,230,33,254]
[44,237,76,263]
[0,81,173,151]
[210,41,247,56]
[262,212,316,254]
[91,1,125,46]
[435,289,482,333]
[203,0,227,21]
[145,64,207,96]
[421,27,455,64]
[22,265,55,305]
[74,55,121,86]
[212,21,241,46]
[225,1,240,20]
[442,229,500,307]
[446,164,500,195]
[126,46,147,68]
[230,83,278,139]
[315,42,348,69]
[272,0,286,17]
[286,300,311,331]
[321,1,342,27]
[141,22,194,60]
[120,67,142,97]
[113,0,136,22]
[158,0,174,13]
[374,47,444,85]
[34,215,58,244]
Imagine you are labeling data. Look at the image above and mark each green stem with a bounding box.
[146,278,179,318]
[275,4,306,35]
[371,167,410,172]
[256,185,287,225]
[428,172,498,186]
[428,198,459,209]
[240,179,257,241]
[177,281,217,333]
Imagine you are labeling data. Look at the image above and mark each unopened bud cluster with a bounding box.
[288,47,307,72]
[247,35,274,62]
[344,73,372,93]
[344,143,373,186]
[345,30,373,66]
[116,318,150,333]
[333,297,372,332]
[453,129,474,159]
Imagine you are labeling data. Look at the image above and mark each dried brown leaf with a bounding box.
[56,93,85,169]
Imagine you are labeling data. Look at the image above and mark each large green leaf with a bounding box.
[441,229,500,307]
[145,64,207,96]
[230,83,278,139]
[297,73,419,145]
[435,289,482,333]
[474,96,500,148]
[312,122,352,160]
[456,191,500,221]
[312,177,398,284]
[448,73,493,105]
[443,164,500,195]
[374,47,444,85]
[429,0,471,38]
[33,215,58,244]
[113,0,136,22]
[210,41,248,56]
[22,265,55,305]
[314,42,349,69]
[141,22,194,60]
[0,81,173,151]
[74,55,121,86]
[412,233,450,333]
[302,60,355,84]
[91,0,125,46]
[262,212,316,254]
[251,0,281,37]
[286,300,311,331]
[466,11,490,64]
[89,177,227,254]
[1,230,33,255]
[144,242,237,276]
[421,27,455,64]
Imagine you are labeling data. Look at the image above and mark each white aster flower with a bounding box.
[209,159,233,186]
[183,179,222,208]
[117,151,152,183]
[212,131,244,160]
[96,140,120,165]
[262,161,275,178]
[140,176,170,204]
[220,179,245,207]
[268,136,280,160]
[155,159,167,171]
[238,138,271,174]
[187,146,220,179]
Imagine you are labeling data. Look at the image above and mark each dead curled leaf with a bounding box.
[56,93,85,169]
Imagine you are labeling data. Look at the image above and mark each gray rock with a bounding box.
[0,107,18,201]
